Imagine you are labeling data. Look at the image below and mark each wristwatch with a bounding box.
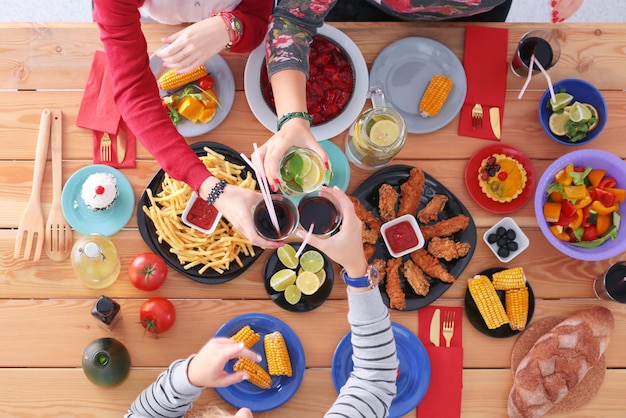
[341,265,379,289]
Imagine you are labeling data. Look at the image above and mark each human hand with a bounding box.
[155,17,229,73]
[199,178,281,249]
[254,119,328,192]
[550,0,584,22]
[187,337,261,388]
[298,187,368,277]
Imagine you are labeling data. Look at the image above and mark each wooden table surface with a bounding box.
[0,21,625,417]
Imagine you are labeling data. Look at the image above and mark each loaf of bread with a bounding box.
[507,306,614,418]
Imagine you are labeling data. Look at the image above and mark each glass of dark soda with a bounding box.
[511,30,561,77]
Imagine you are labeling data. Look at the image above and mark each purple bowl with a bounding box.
[538,78,607,146]
[534,149,626,261]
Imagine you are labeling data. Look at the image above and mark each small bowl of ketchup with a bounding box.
[182,192,222,235]
[380,214,425,258]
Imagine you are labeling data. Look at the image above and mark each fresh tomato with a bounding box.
[197,75,214,91]
[129,253,168,291]
[139,297,176,334]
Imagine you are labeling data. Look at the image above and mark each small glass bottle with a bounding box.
[91,295,122,331]
[71,234,120,289]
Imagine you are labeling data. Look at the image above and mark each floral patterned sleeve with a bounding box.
[265,0,338,79]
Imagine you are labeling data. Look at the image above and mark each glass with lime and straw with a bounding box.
[345,87,407,170]
[279,147,331,197]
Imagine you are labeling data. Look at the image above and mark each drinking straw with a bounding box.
[295,223,315,258]
[517,54,536,100]
[532,55,556,103]
[239,148,280,234]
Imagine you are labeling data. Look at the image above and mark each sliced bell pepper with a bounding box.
[581,224,598,241]
[587,169,607,188]
[598,176,617,190]
[563,184,589,201]
[568,208,584,230]
[606,187,626,203]
[596,213,612,236]
[549,191,564,203]
[595,188,616,208]
[590,199,618,216]
[554,164,574,186]
[543,201,562,223]
[549,224,571,241]
[573,195,593,209]
[560,199,577,218]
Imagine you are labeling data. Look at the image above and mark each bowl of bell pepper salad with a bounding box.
[534,149,626,261]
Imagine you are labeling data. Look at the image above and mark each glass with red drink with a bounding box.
[298,190,342,238]
[253,194,299,241]
[511,30,561,78]
[593,261,626,303]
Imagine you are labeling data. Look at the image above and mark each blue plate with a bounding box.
[61,165,134,236]
[214,313,305,412]
[332,322,431,418]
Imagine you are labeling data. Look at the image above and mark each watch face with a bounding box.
[232,17,243,35]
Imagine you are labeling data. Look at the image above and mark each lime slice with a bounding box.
[369,119,400,146]
[296,271,320,295]
[269,269,296,291]
[569,101,592,122]
[284,284,301,305]
[299,250,324,273]
[549,111,571,136]
[549,92,574,111]
[277,244,298,269]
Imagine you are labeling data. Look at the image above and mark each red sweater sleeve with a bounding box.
[93,0,211,193]
[229,0,272,53]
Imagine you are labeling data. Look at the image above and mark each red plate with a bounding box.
[465,144,535,214]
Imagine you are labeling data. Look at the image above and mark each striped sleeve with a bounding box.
[325,288,398,418]
[125,355,203,418]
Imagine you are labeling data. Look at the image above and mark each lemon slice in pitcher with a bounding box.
[369,119,400,146]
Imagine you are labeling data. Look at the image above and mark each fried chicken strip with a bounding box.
[385,258,405,310]
[417,194,448,223]
[401,260,430,296]
[361,226,380,245]
[397,167,425,217]
[420,214,470,241]
[378,183,398,223]
[410,248,455,283]
[363,243,377,262]
[349,196,382,233]
[427,237,471,261]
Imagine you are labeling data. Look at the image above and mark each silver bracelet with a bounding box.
[206,179,227,206]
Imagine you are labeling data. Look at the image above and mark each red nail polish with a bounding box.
[552,10,558,17]
[274,178,281,184]
[558,18,565,23]
[324,161,330,170]
[551,0,556,7]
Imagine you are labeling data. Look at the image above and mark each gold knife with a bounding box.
[117,126,126,164]
[489,107,501,139]
[429,308,441,347]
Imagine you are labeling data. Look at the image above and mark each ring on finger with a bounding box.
[180,50,187,58]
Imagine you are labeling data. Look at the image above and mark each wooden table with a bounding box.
[0,21,625,417]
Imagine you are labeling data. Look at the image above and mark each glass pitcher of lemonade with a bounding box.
[345,87,407,170]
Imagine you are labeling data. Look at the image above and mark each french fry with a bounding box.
[142,149,257,274]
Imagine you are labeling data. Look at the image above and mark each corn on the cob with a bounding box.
[492,267,526,290]
[231,325,260,349]
[505,286,529,331]
[264,332,292,377]
[158,64,207,91]
[468,275,509,330]
[419,75,454,118]
[233,357,272,389]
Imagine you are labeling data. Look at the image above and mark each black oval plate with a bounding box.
[136,141,263,284]
[263,243,334,312]
[464,267,535,338]
[352,164,477,310]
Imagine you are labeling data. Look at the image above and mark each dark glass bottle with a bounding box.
[91,295,121,331]
[82,337,131,386]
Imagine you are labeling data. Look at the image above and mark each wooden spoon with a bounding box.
[44,109,73,261]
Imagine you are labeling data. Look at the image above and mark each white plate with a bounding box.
[149,53,235,137]
[244,24,369,141]
[369,37,467,134]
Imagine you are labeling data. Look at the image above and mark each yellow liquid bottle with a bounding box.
[71,234,120,289]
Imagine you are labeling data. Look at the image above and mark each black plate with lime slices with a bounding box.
[263,243,334,312]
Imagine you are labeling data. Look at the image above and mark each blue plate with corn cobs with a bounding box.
[214,313,305,412]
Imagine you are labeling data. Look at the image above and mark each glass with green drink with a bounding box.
[279,147,331,197]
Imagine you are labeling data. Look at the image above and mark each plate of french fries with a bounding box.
[351,164,477,311]
[464,266,535,338]
[137,141,262,284]
[213,313,305,412]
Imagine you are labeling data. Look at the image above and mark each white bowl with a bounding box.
[483,217,529,263]
[380,214,425,258]
[181,192,222,235]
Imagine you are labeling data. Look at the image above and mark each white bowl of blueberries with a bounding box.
[483,217,529,263]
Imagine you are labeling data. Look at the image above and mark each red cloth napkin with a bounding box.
[76,50,136,168]
[416,306,463,418]
[458,26,509,141]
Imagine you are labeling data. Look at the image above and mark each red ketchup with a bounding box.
[384,220,419,254]
[186,198,219,231]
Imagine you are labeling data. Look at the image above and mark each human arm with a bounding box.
[155,0,273,73]
[126,338,260,417]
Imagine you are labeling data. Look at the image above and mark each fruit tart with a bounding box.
[478,154,528,203]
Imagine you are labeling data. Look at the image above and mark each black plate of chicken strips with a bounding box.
[351,164,477,310]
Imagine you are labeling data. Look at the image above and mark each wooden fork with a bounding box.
[100,132,112,161]
[471,103,483,129]
[442,310,456,348]
[13,108,51,261]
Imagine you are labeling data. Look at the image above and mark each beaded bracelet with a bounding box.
[206,179,227,206]
[211,12,242,50]
[277,111,313,131]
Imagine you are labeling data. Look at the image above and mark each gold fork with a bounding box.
[100,132,112,161]
[471,103,483,129]
[442,310,456,348]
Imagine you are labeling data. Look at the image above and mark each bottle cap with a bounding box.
[84,242,103,259]
[95,297,113,314]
